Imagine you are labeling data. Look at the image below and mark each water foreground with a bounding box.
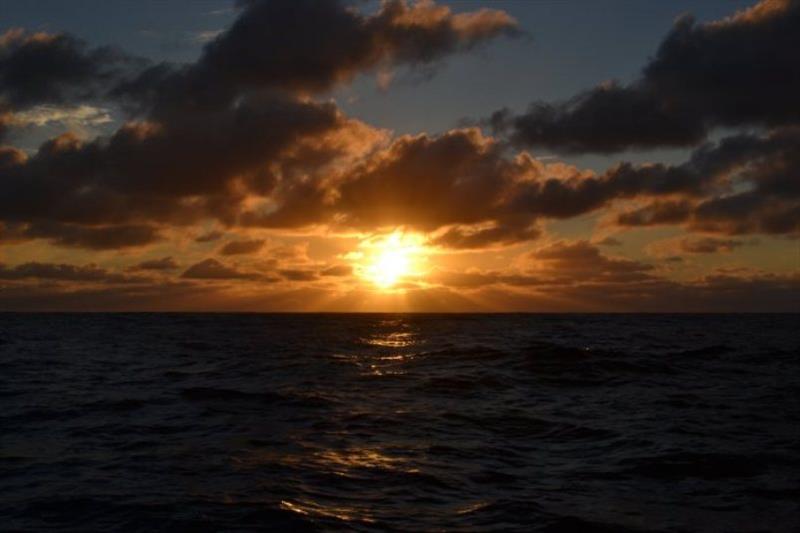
[1,313,798,531]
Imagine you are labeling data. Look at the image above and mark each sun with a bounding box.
[354,231,427,290]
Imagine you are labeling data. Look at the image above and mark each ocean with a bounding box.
[1,313,798,531]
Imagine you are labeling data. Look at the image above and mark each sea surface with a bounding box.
[0,313,798,532]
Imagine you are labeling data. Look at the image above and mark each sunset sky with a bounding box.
[0,0,797,311]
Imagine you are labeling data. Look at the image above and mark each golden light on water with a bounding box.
[351,231,429,290]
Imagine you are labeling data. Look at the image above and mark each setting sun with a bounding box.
[355,232,428,290]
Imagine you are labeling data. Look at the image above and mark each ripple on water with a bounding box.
[1,313,798,531]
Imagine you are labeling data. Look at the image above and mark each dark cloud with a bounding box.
[530,240,655,284]
[181,258,265,281]
[249,124,800,247]
[430,241,655,288]
[0,1,515,251]
[678,237,747,254]
[6,114,789,253]
[616,201,694,227]
[219,238,265,255]
[0,108,12,141]
[127,256,179,271]
[494,0,800,152]
[195,0,518,95]
[594,236,622,246]
[431,218,541,250]
[429,269,543,289]
[0,269,795,312]
[279,269,319,282]
[428,241,799,311]
[0,280,226,312]
[0,28,137,108]
[612,128,800,236]
[1,220,162,249]
[646,236,754,259]
[0,94,373,245]
[195,230,224,243]
[0,261,140,283]
[491,83,706,153]
[115,0,517,116]
[320,264,353,277]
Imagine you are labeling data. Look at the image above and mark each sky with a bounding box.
[0,0,797,311]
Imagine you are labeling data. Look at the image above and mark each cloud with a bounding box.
[114,0,517,116]
[181,258,266,281]
[427,242,799,312]
[431,219,541,250]
[1,220,162,249]
[191,30,223,44]
[646,236,754,258]
[320,264,352,277]
[0,96,380,245]
[249,123,800,246]
[0,269,795,312]
[219,238,265,255]
[1,1,515,251]
[0,28,137,109]
[610,128,800,237]
[594,236,622,246]
[8,104,112,128]
[245,128,549,247]
[615,200,694,227]
[279,269,318,282]
[127,256,179,271]
[195,230,224,242]
[678,237,748,254]
[429,241,655,288]
[493,0,800,152]
[230,123,757,247]
[529,240,655,284]
[0,261,140,283]
[193,0,519,95]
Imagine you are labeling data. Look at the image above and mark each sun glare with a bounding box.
[355,231,427,290]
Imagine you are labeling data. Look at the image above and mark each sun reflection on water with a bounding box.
[244,445,419,525]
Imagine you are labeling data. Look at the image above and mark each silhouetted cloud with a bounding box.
[195,230,224,243]
[678,238,747,254]
[219,238,265,255]
[248,124,800,246]
[0,0,514,251]
[127,256,179,271]
[0,261,140,283]
[428,241,799,311]
[1,220,162,249]
[594,236,622,246]
[530,240,655,284]
[494,0,800,152]
[320,264,353,277]
[0,28,137,108]
[195,0,519,94]
[181,258,265,280]
[279,269,318,282]
[611,128,800,236]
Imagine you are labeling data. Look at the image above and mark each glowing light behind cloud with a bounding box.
[351,231,429,290]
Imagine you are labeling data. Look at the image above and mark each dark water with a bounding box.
[1,314,798,532]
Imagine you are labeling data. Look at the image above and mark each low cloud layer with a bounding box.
[2,241,795,311]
